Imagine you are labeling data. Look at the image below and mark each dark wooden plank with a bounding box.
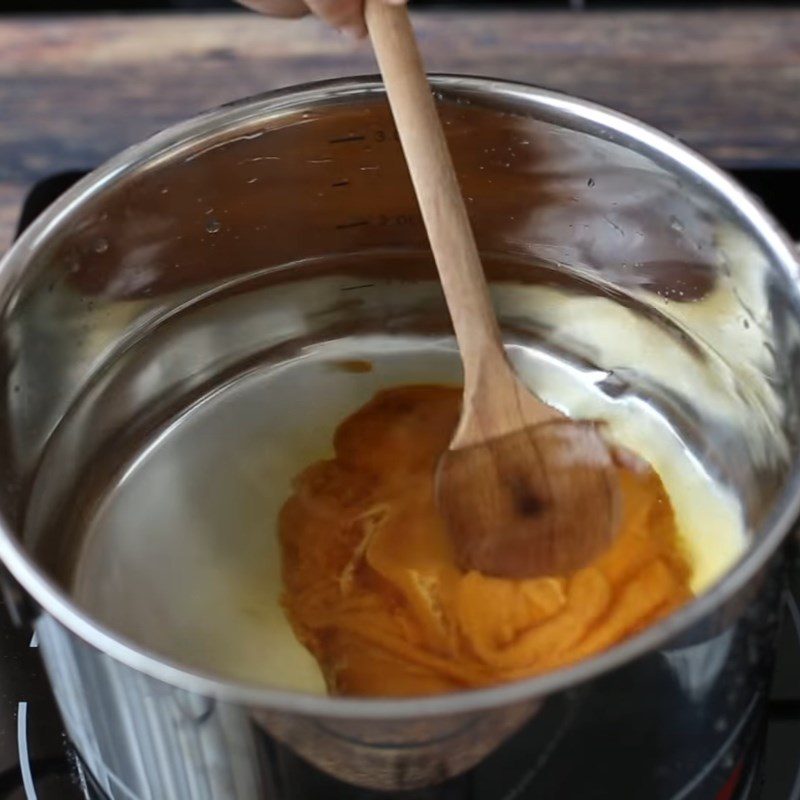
[2,10,800,248]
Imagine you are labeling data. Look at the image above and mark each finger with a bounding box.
[236,0,309,18]
[305,0,366,38]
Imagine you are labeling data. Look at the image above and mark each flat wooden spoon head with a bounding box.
[437,414,621,579]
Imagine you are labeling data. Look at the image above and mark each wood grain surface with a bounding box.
[2,9,800,250]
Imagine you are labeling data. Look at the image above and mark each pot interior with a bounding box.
[2,78,799,692]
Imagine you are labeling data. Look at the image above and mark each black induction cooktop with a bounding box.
[1,168,799,800]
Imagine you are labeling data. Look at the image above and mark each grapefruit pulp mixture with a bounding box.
[279,384,692,697]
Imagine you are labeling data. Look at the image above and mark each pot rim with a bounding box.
[1,74,799,720]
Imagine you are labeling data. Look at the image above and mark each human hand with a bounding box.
[235,0,407,39]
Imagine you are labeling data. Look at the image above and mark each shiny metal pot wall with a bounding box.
[0,77,799,798]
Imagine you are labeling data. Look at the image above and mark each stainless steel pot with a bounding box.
[0,76,799,800]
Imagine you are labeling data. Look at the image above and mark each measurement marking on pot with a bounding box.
[332,180,350,188]
[17,702,37,800]
[329,135,366,144]
[335,220,369,230]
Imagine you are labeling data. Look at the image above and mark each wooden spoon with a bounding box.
[365,1,621,578]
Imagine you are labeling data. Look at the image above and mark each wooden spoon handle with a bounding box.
[365,0,506,388]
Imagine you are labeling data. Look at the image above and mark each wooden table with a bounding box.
[2,9,799,250]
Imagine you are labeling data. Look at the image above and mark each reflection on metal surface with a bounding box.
[663,628,736,702]
[17,701,39,800]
